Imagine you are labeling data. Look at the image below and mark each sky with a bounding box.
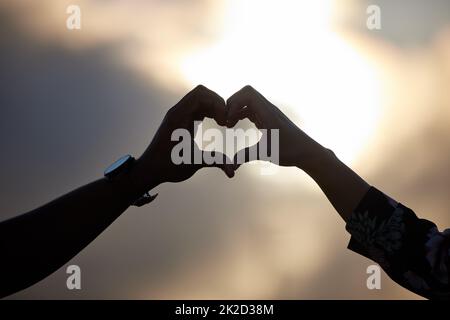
[0,0,449,299]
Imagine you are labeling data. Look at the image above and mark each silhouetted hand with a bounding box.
[133,85,235,189]
[226,85,320,169]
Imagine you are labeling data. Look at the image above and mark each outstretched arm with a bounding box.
[227,85,370,221]
[228,85,450,300]
[0,169,154,298]
[0,85,234,298]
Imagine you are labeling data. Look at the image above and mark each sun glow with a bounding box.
[180,0,381,165]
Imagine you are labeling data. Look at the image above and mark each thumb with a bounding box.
[201,150,235,178]
[233,142,260,171]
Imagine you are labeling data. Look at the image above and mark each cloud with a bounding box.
[1,0,449,300]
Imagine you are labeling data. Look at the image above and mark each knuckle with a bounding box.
[191,85,210,104]
[194,84,208,95]
[243,85,255,93]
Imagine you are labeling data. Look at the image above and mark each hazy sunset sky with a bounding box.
[1,0,449,299]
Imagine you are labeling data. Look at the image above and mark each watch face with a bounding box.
[104,154,133,177]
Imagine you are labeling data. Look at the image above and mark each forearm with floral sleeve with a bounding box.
[346,187,450,300]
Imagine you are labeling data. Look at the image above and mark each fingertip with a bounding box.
[225,165,235,178]
[226,117,239,128]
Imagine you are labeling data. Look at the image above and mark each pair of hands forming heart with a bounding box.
[130,85,322,194]
[0,86,373,300]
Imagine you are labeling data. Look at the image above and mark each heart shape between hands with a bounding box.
[140,85,284,188]
[194,117,262,164]
[168,85,280,177]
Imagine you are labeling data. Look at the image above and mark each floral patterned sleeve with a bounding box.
[345,187,450,300]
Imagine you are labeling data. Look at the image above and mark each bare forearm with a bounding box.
[0,85,235,298]
[0,159,156,298]
[298,139,370,221]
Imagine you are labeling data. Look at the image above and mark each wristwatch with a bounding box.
[104,154,157,206]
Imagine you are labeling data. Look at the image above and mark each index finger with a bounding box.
[226,85,266,127]
[187,85,227,126]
